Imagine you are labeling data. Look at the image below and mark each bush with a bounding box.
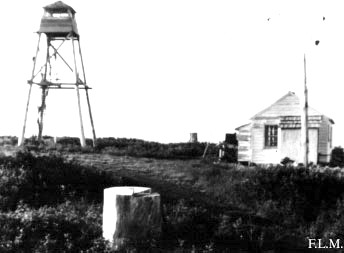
[190,164,344,249]
[0,153,120,252]
[162,199,217,248]
[0,152,118,211]
[56,137,81,146]
[96,138,219,160]
[246,166,344,222]
[23,136,40,146]
[330,147,344,167]
[0,136,18,146]
[0,164,27,211]
[281,157,294,166]
[0,201,114,253]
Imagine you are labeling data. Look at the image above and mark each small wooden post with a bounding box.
[202,142,210,159]
[189,133,198,143]
[103,187,162,250]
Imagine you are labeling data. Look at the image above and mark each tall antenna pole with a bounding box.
[302,53,309,167]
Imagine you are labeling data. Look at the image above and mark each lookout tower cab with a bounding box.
[39,1,79,38]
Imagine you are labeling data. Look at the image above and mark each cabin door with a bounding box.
[280,129,318,164]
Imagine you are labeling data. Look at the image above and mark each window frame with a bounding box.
[264,125,278,148]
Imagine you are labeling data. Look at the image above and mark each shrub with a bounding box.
[162,199,217,248]
[222,146,237,163]
[0,152,118,211]
[96,138,219,160]
[330,147,344,167]
[281,157,294,166]
[23,136,40,146]
[0,165,27,211]
[56,137,81,146]
[0,136,18,146]
[0,201,114,253]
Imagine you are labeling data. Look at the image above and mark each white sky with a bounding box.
[1,1,344,145]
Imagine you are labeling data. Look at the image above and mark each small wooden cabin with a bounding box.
[236,92,334,164]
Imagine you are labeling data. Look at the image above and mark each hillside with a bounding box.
[2,142,344,251]
[44,152,239,209]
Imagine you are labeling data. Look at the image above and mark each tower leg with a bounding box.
[85,89,97,147]
[76,85,86,147]
[19,34,42,146]
[77,40,96,147]
[20,85,33,146]
[72,37,86,147]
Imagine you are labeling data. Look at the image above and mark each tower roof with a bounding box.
[43,1,76,14]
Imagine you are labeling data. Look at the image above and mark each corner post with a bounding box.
[72,35,86,147]
[78,40,97,147]
[19,33,42,146]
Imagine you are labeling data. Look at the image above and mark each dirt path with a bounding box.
[59,153,232,209]
[61,153,196,186]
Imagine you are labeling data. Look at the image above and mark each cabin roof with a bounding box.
[235,123,251,131]
[43,1,76,14]
[251,91,334,123]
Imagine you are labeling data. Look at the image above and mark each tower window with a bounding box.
[265,125,278,147]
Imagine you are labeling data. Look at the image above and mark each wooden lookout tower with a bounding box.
[19,1,96,147]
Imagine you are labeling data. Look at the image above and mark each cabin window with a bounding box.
[265,125,278,147]
[52,13,69,18]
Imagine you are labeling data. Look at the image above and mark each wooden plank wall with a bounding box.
[318,117,332,163]
[251,119,280,164]
[237,124,251,162]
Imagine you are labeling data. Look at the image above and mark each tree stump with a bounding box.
[103,186,162,250]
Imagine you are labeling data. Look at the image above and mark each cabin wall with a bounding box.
[250,118,319,164]
[280,129,300,163]
[237,124,251,162]
[280,128,318,164]
[318,118,333,163]
[251,118,280,164]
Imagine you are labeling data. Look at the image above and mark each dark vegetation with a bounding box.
[330,146,344,167]
[23,136,224,160]
[96,137,220,160]
[0,152,116,252]
[1,137,344,251]
[2,135,239,162]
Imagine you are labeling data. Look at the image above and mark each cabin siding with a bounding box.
[251,119,280,164]
[279,128,318,164]
[280,129,300,163]
[318,117,332,163]
[237,124,251,162]
[309,129,319,164]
